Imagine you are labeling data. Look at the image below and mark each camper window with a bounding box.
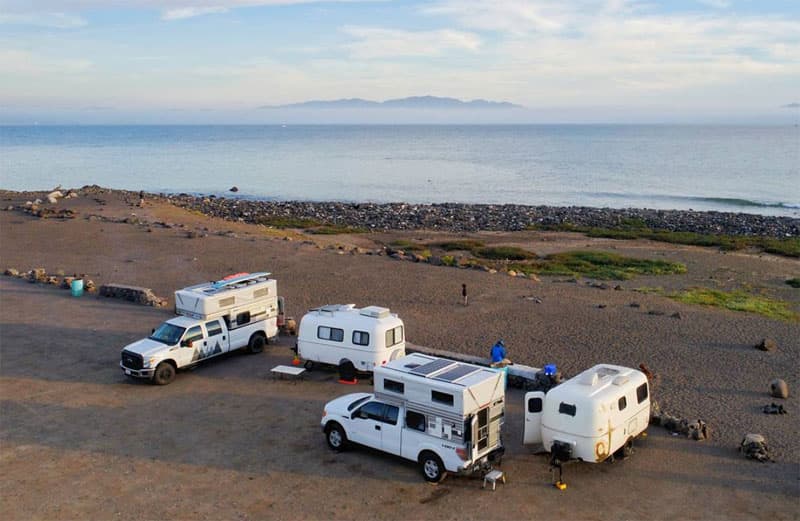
[317,326,344,342]
[618,396,627,411]
[205,320,223,336]
[431,390,454,406]
[384,379,404,394]
[236,311,251,325]
[385,325,404,347]
[352,330,370,346]
[406,411,426,432]
[528,397,543,413]
[558,402,577,417]
[636,383,649,404]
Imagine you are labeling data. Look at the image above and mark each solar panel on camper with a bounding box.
[435,364,480,382]
[410,358,455,376]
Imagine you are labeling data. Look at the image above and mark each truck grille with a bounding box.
[121,351,143,370]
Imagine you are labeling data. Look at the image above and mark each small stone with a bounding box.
[671,312,682,319]
[755,338,777,352]
[229,186,239,192]
[186,230,200,239]
[630,302,641,308]
[597,304,607,309]
[769,379,789,399]
[507,270,517,277]
[614,285,623,291]
[4,268,19,277]
[647,310,666,316]
[84,280,96,291]
[45,276,59,285]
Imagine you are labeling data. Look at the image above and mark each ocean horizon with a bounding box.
[1,124,798,218]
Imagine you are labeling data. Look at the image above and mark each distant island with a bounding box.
[259,96,523,110]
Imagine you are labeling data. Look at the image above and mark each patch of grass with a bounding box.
[441,255,458,267]
[307,225,368,235]
[539,251,686,280]
[430,240,485,251]
[473,246,536,261]
[529,223,800,258]
[786,278,800,289]
[256,216,321,229]
[388,239,427,252]
[670,288,799,322]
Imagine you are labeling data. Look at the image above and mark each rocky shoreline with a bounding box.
[164,192,800,237]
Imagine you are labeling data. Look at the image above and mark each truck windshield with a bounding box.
[149,323,186,345]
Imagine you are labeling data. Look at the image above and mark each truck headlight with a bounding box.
[144,357,157,368]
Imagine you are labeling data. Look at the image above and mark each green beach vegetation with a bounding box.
[670,288,799,322]
[530,223,800,258]
[509,251,687,280]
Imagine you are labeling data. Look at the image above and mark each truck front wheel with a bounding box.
[325,423,347,452]
[153,362,176,385]
[419,452,446,483]
[247,334,265,354]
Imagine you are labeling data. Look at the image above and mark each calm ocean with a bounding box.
[1,125,798,217]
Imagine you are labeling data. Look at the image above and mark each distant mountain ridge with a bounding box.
[259,95,522,110]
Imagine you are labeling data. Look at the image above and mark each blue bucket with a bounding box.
[70,279,84,297]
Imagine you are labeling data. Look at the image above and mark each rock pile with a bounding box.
[166,195,800,237]
[4,267,96,293]
[98,284,167,307]
[740,434,773,462]
[650,401,710,441]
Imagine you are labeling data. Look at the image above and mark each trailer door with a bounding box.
[523,392,545,445]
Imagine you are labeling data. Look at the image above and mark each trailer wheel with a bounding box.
[338,360,356,382]
[153,362,176,385]
[304,360,315,371]
[622,438,635,458]
[325,423,347,452]
[419,452,445,483]
[247,334,265,354]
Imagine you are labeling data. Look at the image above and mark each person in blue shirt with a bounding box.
[490,339,510,367]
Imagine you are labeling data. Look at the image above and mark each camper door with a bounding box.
[523,391,545,446]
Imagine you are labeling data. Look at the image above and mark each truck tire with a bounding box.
[325,423,347,452]
[153,362,176,385]
[339,360,356,381]
[419,451,446,483]
[304,360,315,371]
[247,334,265,354]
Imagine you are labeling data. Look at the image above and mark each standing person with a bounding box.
[462,283,468,306]
[138,190,145,207]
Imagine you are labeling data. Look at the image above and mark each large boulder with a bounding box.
[769,379,789,399]
[755,338,777,352]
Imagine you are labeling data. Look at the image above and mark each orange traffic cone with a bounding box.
[292,355,301,366]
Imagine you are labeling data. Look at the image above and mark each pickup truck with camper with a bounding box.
[321,353,506,482]
[523,364,650,463]
[120,272,283,385]
[296,304,405,377]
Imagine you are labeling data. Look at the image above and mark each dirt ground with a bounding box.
[0,190,798,520]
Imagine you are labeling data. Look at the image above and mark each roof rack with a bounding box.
[205,272,271,293]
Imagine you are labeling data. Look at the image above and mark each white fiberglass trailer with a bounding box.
[523,364,650,463]
[296,304,405,375]
[321,353,505,482]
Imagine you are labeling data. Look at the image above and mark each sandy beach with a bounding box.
[1,188,798,521]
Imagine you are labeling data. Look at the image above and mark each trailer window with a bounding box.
[383,379,404,394]
[406,411,426,432]
[352,330,370,346]
[318,326,344,342]
[431,390,454,406]
[205,320,223,336]
[558,402,577,417]
[618,396,627,411]
[636,383,649,404]
[528,397,543,413]
[236,311,251,325]
[385,325,404,347]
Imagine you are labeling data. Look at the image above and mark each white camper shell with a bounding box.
[524,364,650,462]
[297,304,405,374]
[321,354,506,482]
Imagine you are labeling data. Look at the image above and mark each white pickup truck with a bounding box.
[120,272,281,385]
[321,354,506,482]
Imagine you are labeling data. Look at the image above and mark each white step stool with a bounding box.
[482,470,505,490]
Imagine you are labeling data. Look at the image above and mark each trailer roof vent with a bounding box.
[360,306,390,319]
[579,371,599,386]
[612,375,630,386]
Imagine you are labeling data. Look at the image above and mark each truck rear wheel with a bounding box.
[325,423,347,452]
[419,452,445,483]
[153,362,176,385]
[247,334,265,354]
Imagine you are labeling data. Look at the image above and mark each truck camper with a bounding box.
[523,364,650,463]
[120,272,282,385]
[296,304,405,376]
[321,353,505,482]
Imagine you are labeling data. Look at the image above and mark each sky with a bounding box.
[1,0,799,123]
